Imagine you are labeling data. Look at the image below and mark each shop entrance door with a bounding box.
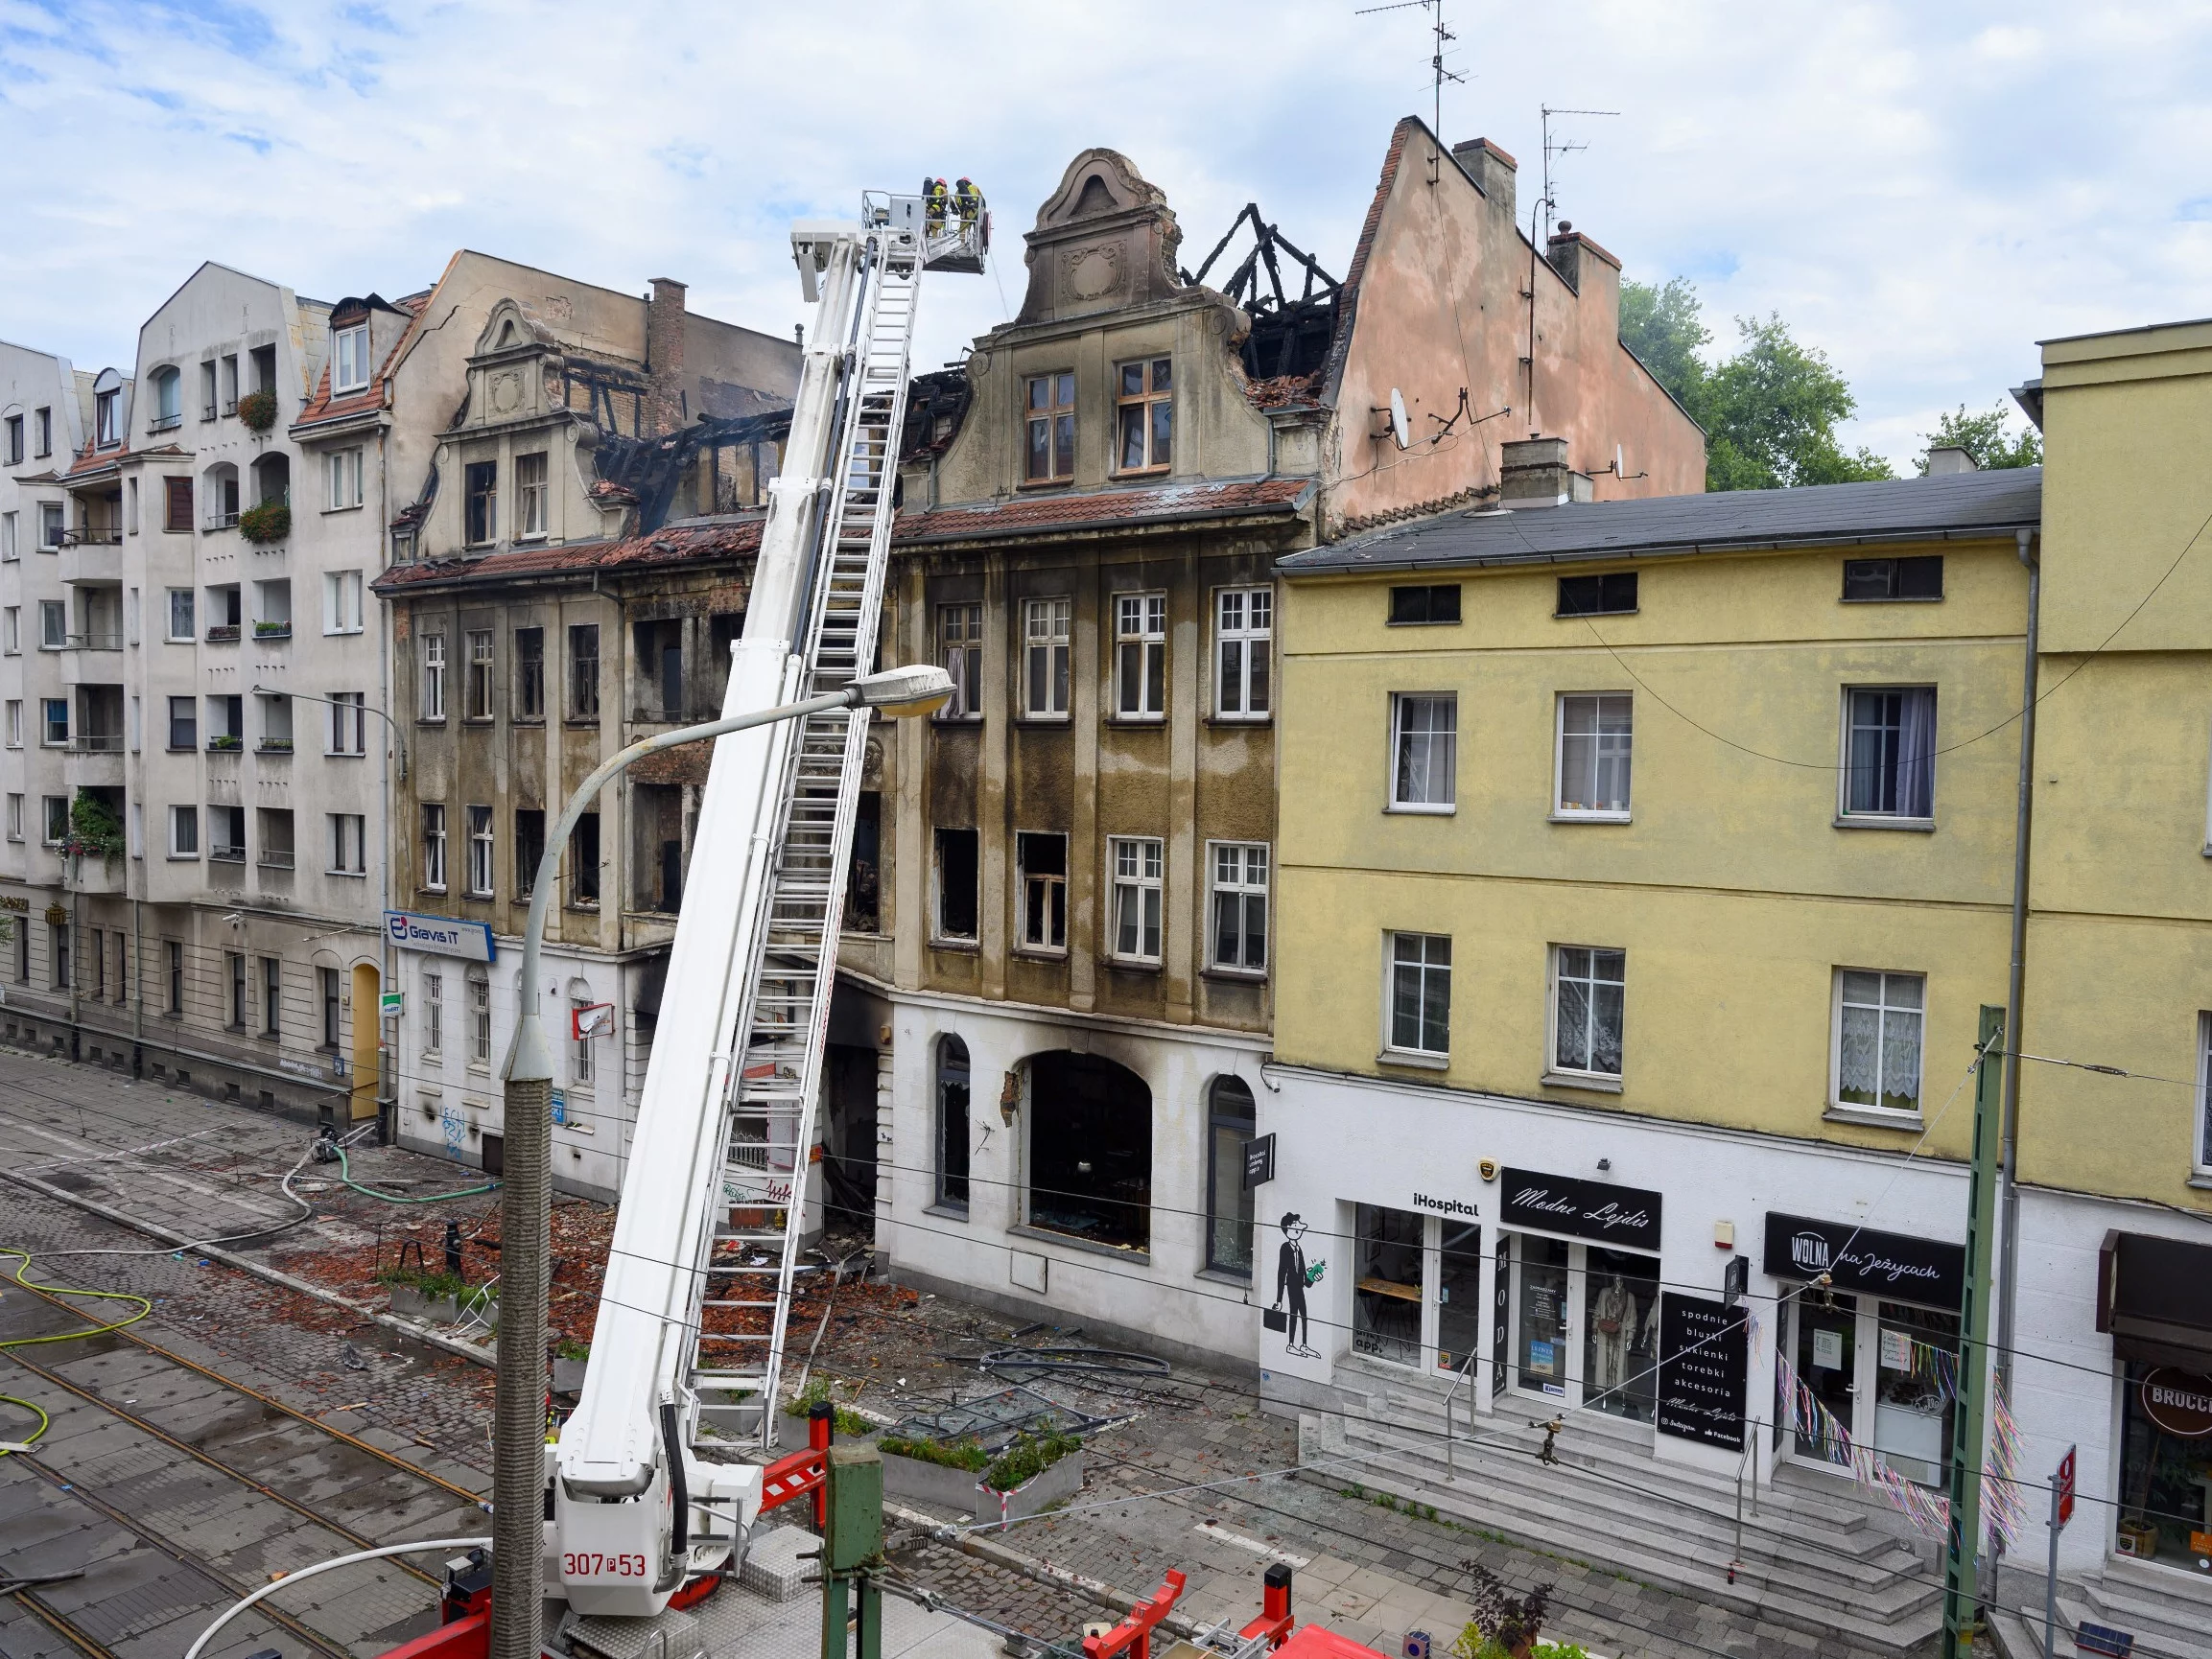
[1792,1293,1860,1465]
[1436,1222,1483,1379]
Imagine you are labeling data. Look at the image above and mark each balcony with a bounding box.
[206,735,244,754]
[202,404,219,423]
[257,737,293,756]
[148,414,181,434]
[203,511,240,532]
[59,542,121,585]
[210,843,246,864]
[61,740,124,787]
[205,624,240,644]
[68,857,126,896]
[61,526,122,547]
[257,850,294,871]
[64,633,122,652]
[251,621,291,642]
[68,735,124,754]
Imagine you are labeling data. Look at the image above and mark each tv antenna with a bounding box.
[1356,1,1466,138]
[1539,104,1618,242]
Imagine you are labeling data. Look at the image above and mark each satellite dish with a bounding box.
[1388,387,1410,452]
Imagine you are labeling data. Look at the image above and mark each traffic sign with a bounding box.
[2056,1444,2076,1528]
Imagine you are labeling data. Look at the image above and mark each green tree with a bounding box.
[1619,281,1894,492]
[1915,402,2041,473]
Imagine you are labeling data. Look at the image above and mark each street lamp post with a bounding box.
[490,665,950,1659]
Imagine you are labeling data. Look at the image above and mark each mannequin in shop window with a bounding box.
[1592,1274,1639,1393]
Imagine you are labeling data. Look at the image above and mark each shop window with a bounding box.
[1582,1247,1660,1424]
[1516,1235,1570,1396]
[1792,1292,1858,1462]
[1353,1203,1424,1367]
[2119,1360,2212,1560]
[1437,1222,1482,1375]
[1872,1300,1958,1487]
[934,1036,970,1212]
[1205,1078,1256,1277]
[1025,1051,1150,1251]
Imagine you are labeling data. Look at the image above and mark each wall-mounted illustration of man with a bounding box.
[1270,1212,1325,1358]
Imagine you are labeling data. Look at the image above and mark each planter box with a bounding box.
[879,1446,1085,1524]
[553,1357,589,1394]
[388,1284,459,1323]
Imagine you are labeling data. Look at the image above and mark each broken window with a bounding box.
[635,619,683,721]
[1016,831,1066,951]
[1109,836,1163,963]
[633,783,686,913]
[709,612,743,709]
[1115,357,1172,473]
[938,602,983,721]
[1024,373,1075,483]
[1026,1051,1151,1251]
[1114,593,1165,720]
[569,811,600,907]
[464,459,497,545]
[568,624,600,722]
[515,807,545,898]
[513,626,544,721]
[935,1036,970,1212]
[934,827,978,941]
[1024,597,1071,718]
[1206,1077,1257,1276]
[846,791,881,932]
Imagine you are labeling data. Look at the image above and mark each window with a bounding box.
[262,957,280,1036]
[162,476,193,532]
[37,503,60,549]
[3,415,18,464]
[38,602,62,648]
[568,625,600,721]
[319,966,341,1048]
[1114,593,1166,719]
[424,969,443,1055]
[1556,693,1633,818]
[1024,372,1075,482]
[516,452,548,538]
[469,969,491,1064]
[50,923,68,991]
[938,603,982,720]
[324,571,363,634]
[324,448,364,510]
[1551,946,1626,1080]
[514,628,545,721]
[1109,836,1164,963]
[4,795,17,840]
[569,811,600,906]
[516,808,545,897]
[210,804,246,861]
[1023,597,1071,717]
[421,805,447,891]
[12,924,24,983]
[1115,358,1173,472]
[41,795,66,844]
[151,366,181,431]
[170,805,200,858]
[935,1036,970,1210]
[1209,843,1269,973]
[1843,688,1937,821]
[166,696,197,750]
[420,632,446,720]
[32,408,47,457]
[1389,584,1463,625]
[465,630,494,720]
[2200,1016,2212,1172]
[3,702,16,747]
[1557,572,1638,617]
[226,951,247,1027]
[464,460,497,545]
[934,827,978,941]
[200,362,218,421]
[1843,556,1942,602]
[258,806,294,867]
[329,691,366,756]
[329,813,365,875]
[94,387,120,447]
[2,512,13,559]
[467,805,493,897]
[1215,589,1271,718]
[1206,1077,1257,1276]
[39,699,65,746]
[333,323,371,393]
[220,354,238,415]
[170,943,187,1016]
[1016,831,1067,951]
[1391,693,1457,810]
[167,589,195,641]
[571,995,596,1087]
[1387,932,1451,1056]
[1834,970,1924,1116]
[1,609,13,653]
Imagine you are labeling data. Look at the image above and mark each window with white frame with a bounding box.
[37,600,62,649]
[423,968,443,1055]
[167,588,194,642]
[1015,831,1067,951]
[1391,693,1457,809]
[41,795,66,845]
[470,968,491,1065]
[2,512,15,560]
[324,448,364,510]
[1024,597,1071,717]
[3,701,17,747]
[333,324,371,393]
[4,795,18,841]
[40,698,66,745]
[1551,946,1626,1079]
[329,691,366,756]
[169,805,200,858]
[1209,842,1269,973]
[467,805,493,897]
[1109,836,1164,963]
[37,503,61,549]
[2200,1015,2212,1172]
[571,997,596,1087]
[4,608,18,654]
[938,603,982,720]
[1842,687,1937,820]
[1833,970,1924,1116]
[324,571,363,635]
[1556,692,1633,817]
[1215,588,1271,718]
[329,812,365,874]
[1115,357,1173,473]
[421,804,447,892]
[421,632,446,720]
[465,630,493,719]
[1114,593,1166,719]
[1386,932,1451,1056]
[516,452,548,538]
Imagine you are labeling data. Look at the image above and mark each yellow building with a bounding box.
[1260,417,2212,1638]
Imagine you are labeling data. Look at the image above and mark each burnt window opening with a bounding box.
[515,808,545,899]
[1016,831,1066,951]
[1556,571,1638,618]
[464,461,497,546]
[635,619,684,721]
[1026,1051,1151,1251]
[846,791,881,932]
[633,783,687,914]
[1389,584,1462,626]
[709,612,744,710]
[935,1035,970,1211]
[1842,556,1943,602]
[934,827,978,941]
[569,811,600,908]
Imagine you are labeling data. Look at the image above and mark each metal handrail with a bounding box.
[1443,1345,1480,1481]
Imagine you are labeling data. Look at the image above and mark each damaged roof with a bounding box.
[1280,467,2042,575]
[371,513,766,595]
[895,477,1314,548]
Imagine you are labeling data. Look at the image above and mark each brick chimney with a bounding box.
[1500,435,1594,507]
[646,276,688,435]
[1451,137,1517,225]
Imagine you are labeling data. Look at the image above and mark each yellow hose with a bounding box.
[0,1247,153,1455]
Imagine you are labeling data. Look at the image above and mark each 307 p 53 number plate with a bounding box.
[563,1553,648,1579]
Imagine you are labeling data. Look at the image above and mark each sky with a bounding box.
[2,0,2207,472]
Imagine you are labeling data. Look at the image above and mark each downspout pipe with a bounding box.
[1994,526,2039,1403]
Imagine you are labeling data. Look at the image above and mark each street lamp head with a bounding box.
[851,664,954,718]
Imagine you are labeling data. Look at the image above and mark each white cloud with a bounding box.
[1,0,2205,471]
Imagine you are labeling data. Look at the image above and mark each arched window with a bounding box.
[935,1036,970,1211]
[1205,1077,1257,1275]
[151,366,181,429]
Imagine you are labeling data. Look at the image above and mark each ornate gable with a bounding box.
[1016,149,1185,326]
[455,298,561,432]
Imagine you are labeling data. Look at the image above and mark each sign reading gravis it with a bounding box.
[385,910,496,962]
[1499,1168,1661,1250]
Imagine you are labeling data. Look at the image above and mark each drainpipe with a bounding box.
[1994,526,2039,1403]
[376,424,396,1144]
[131,896,144,1076]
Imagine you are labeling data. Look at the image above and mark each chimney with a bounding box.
[1925,445,1978,476]
[646,276,688,435]
[1500,435,1594,508]
[1451,137,1517,226]
[1546,223,1583,291]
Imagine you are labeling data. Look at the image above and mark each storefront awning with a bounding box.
[2100,1229,2212,1367]
[1762,1212,1964,1310]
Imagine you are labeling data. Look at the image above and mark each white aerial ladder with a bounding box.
[550,189,984,1624]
